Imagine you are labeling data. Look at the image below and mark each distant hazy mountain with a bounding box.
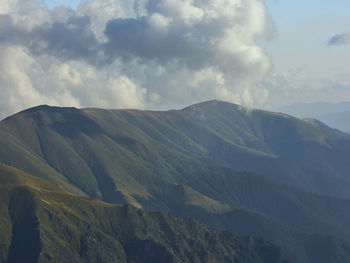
[316,111,350,134]
[0,164,292,263]
[277,101,350,118]
[2,100,350,262]
[278,102,350,133]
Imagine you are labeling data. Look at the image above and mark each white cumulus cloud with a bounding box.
[0,0,274,119]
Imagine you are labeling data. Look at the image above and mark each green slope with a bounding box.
[149,167,350,263]
[0,164,292,263]
[2,102,350,262]
[85,100,350,198]
[3,101,350,198]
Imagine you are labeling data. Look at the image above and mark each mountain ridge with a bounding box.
[2,100,350,262]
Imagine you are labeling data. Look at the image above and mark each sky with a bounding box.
[262,0,350,109]
[0,0,349,119]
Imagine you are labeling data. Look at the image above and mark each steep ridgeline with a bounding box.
[2,100,350,198]
[0,164,292,263]
[1,101,350,262]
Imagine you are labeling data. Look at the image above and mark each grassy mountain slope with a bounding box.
[2,102,350,262]
[2,101,350,198]
[84,100,350,198]
[0,164,292,263]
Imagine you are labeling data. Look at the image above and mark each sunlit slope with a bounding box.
[2,104,350,237]
[0,164,292,263]
[2,101,350,262]
[85,100,350,198]
[2,101,350,199]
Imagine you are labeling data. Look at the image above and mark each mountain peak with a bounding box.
[182,100,241,112]
[18,105,79,115]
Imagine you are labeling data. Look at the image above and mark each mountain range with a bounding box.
[278,101,350,133]
[314,111,350,134]
[277,101,350,118]
[1,100,350,262]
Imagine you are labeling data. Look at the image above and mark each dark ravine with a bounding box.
[7,187,41,263]
[1,100,350,262]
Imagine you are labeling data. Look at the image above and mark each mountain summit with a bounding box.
[1,100,350,262]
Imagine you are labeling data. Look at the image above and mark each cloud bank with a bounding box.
[0,0,273,119]
[328,33,350,46]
